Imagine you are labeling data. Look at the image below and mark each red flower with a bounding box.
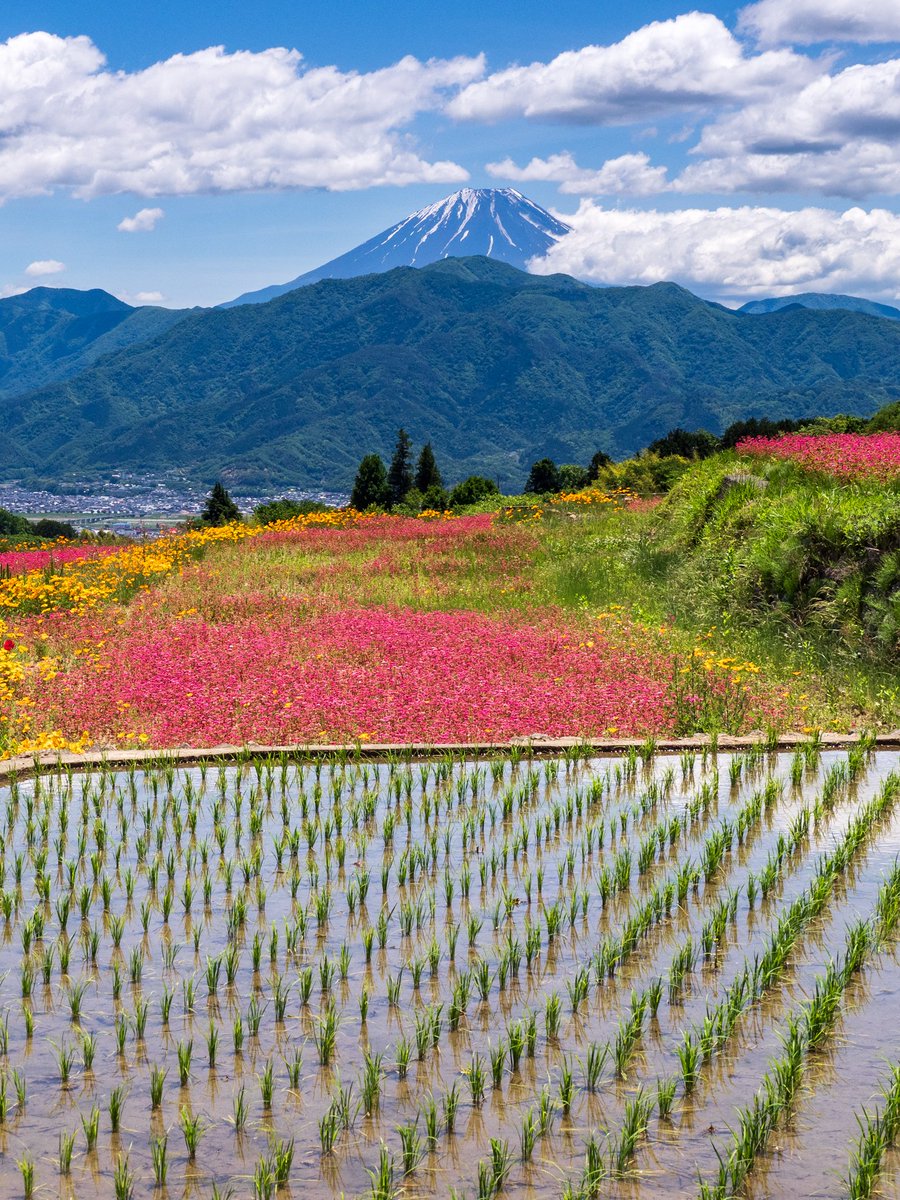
[2,639,13,652]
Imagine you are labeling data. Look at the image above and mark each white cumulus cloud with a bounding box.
[24,259,65,276]
[677,57,900,198]
[448,13,818,124]
[738,0,900,45]
[488,151,669,195]
[134,291,165,304]
[118,207,165,232]
[530,202,900,304]
[0,32,483,201]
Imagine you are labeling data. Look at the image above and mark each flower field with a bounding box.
[0,746,898,1199]
[0,545,121,575]
[0,512,792,756]
[736,432,900,481]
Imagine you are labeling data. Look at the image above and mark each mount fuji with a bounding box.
[222,188,572,307]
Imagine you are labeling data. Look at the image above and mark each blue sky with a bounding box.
[1,0,899,307]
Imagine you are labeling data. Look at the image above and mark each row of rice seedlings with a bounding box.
[1,757,665,977]
[580,758,850,1042]
[559,848,900,1200]
[551,765,895,1196]
[588,778,785,994]
[844,1063,900,1198]
[666,769,900,1093]
[697,858,900,1199]
[352,795,842,1196]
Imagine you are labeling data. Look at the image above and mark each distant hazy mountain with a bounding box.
[0,287,189,399]
[223,188,572,307]
[7,257,900,491]
[740,293,900,321]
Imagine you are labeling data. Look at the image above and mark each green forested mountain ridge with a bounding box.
[0,287,190,400]
[4,258,900,490]
[739,293,900,321]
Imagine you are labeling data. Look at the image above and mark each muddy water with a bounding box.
[0,750,896,1199]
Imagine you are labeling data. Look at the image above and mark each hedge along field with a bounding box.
[0,510,795,757]
[1,744,900,1199]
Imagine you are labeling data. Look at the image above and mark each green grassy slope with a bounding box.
[540,455,900,726]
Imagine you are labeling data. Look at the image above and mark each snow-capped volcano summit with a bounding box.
[224,188,572,307]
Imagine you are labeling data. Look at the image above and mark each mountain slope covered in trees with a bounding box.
[739,293,900,321]
[0,287,190,400]
[5,258,900,489]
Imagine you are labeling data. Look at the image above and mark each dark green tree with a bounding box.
[350,454,390,510]
[32,518,78,540]
[525,458,561,494]
[200,481,242,526]
[558,464,589,490]
[387,428,414,506]
[414,442,443,492]
[0,508,32,537]
[868,399,900,432]
[421,484,450,510]
[646,428,720,459]
[587,450,613,480]
[448,476,500,507]
[720,417,803,448]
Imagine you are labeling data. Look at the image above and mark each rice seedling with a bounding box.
[259,1058,275,1107]
[319,1103,340,1154]
[584,1041,610,1092]
[677,1034,701,1093]
[656,1076,677,1120]
[467,1052,487,1106]
[82,1104,100,1150]
[366,1144,395,1200]
[397,1119,424,1175]
[545,991,562,1039]
[18,1156,35,1199]
[180,1105,206,1158]
[361,1049,384,1114]
[108,1084,127,1131]
[67,977,89,1022]
[314,1002,339,1065]
[113,1153,134,1200]
[614,1088,653,1176]
[421,1093,439,1149]
[232,1084,248,1130]
[177,1038,193,1086]
[559,1055,575,1115]
[58,1129,76,1175]
[285,1046,303,1091]
[151,1134,168,1186]
[149,1063,166,1109]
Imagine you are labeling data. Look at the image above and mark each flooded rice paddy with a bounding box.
[0,744,898,1198]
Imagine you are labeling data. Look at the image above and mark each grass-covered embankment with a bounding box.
[542,452,900,728]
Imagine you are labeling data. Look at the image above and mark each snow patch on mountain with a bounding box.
[223,188,572,307]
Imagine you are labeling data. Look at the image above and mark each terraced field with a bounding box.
[0,742,898,1199]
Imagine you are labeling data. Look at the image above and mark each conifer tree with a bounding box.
[350,454,390,510]
[414,442,443,492]
[525,458,561,495]
[200,481,241,525]
[587,450,612,480]
[387,428,414,506]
